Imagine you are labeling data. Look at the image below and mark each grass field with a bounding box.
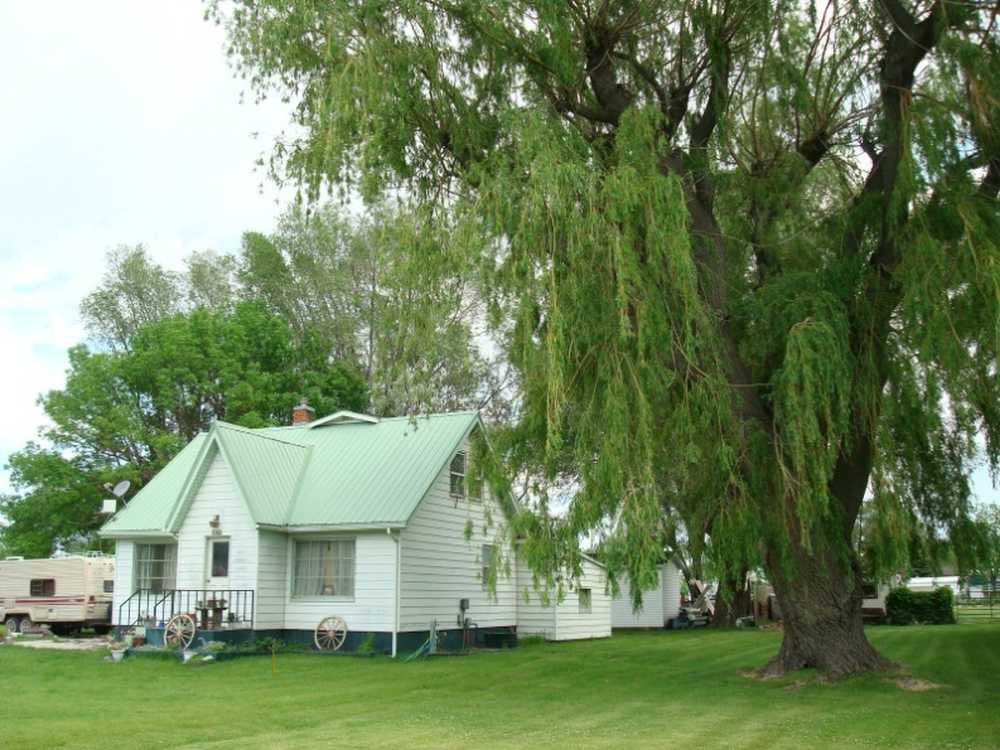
[1,624,997,749]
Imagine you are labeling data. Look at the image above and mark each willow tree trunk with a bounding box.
[761,533,891,677]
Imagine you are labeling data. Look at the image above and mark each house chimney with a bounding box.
[292,399,316,426]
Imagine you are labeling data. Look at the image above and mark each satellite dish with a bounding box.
[111,480,131,498]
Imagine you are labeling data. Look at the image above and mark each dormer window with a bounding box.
[450,452,466,498]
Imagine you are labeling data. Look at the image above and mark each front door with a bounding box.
[205,538,230,589]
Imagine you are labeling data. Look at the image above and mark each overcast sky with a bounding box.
[0,3,996,508]
[0,2,293,493]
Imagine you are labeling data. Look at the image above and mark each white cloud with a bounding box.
[0,1,292,492]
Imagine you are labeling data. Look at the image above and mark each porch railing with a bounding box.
[117,589,255,631]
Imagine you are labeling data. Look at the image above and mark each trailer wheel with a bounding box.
[5,616,22,634]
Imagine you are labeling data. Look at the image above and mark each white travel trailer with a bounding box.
[0,555,116,635]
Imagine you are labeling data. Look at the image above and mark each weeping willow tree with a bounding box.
[209,0,1000,675]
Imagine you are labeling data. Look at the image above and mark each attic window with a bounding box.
[450,452,466,498]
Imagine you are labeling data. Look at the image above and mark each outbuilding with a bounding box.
[515,554,612,641]
[610,562,682,628]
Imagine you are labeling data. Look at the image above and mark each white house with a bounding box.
[610,562,682,628]
[516,553,612,641]
[906,575,960,597]
[100,408,610,654]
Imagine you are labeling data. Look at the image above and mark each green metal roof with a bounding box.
[100,411,479,536]
[101,434,208,534]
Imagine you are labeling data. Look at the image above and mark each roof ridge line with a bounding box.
[213,421,310,449]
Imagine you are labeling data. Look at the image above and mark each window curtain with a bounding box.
[135,543,177,592]
[293,540,355,597]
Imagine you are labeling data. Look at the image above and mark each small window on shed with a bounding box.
[103,580,114,594]
[30,579,55,597]
[579,588,592,614]
[450,452,466,498]
[481,544,495,590]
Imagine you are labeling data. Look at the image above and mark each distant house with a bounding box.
[610,562,682,628]
[100,408,610,653]
[906,576,961,597]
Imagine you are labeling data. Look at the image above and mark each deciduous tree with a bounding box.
[210,0,999,675]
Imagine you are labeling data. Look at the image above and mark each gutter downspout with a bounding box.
[388,527,400,658]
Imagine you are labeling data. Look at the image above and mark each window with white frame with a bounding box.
[481,544,495,590]
[134,543,177,593]
[450,452,466,498]
[292,539,355,597]
[579,588,592,614]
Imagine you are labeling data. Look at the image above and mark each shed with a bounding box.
[515,554,611,641]
[610,562,682,628]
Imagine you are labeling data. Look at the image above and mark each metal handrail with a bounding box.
[118,588,255,630]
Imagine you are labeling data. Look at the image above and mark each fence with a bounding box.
[955,584,1000,623]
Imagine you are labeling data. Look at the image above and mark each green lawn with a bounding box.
[1,625,997,749]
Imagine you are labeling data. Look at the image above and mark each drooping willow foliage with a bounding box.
[208,0,1000,618]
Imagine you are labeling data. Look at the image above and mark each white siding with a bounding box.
[550,559,611,641]
[515,557,612,641]
[661,562,681,621]
[282,531,397,632]
[255,530,288,629]
[515,557,556,638]
[611,566,669,628]
[112,542,135,626]
[399,440,516,632]
[175,452,258,594]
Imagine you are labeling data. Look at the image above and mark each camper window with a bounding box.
[292,539,355,597]
[134,543,177,592]
[103,580,114,594]
[30,579,55,597]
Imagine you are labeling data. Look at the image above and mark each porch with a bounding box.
[117,588,255,634]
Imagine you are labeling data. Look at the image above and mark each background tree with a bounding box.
[212,0,1000,676]
[238,201,512,417]
[0,302,366,557]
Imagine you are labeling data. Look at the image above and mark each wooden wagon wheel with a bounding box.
[314,616,348,651]
[164,613,197,650]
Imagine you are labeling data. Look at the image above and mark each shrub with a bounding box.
[886,587,956,625]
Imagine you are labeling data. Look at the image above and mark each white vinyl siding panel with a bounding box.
[550,560,611,640]
[112,541,134,626]
[661,562,681,621]
[610,563,681,628]
[399,439,516,632]
[515,556,611,641]
[255,530,288,629]
[515,557,556,638]
[175,452,258,594]
[282,532,397,632]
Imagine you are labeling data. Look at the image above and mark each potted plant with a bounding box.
[108,640,128,662]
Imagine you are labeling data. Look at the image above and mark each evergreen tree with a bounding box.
[209,0,999,675]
